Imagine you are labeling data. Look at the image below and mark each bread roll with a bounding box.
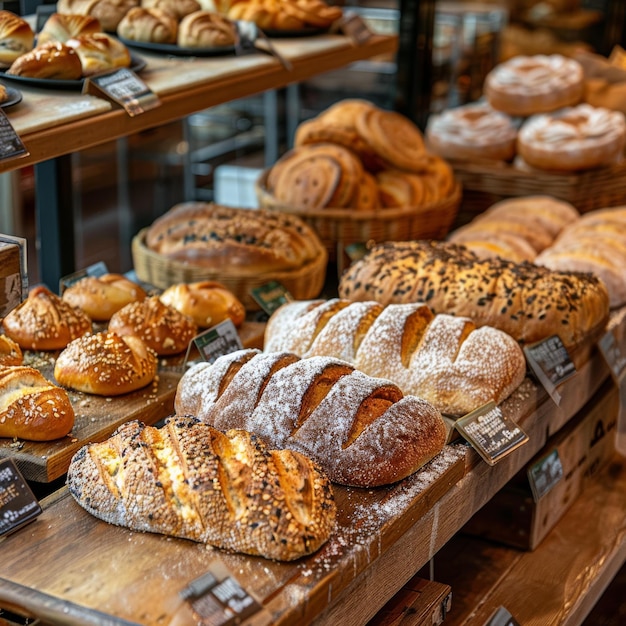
[66,32,131,75]
[2,286,92,351]
[174,349,447,487]
[265,299,527,416]
[0,335,22,367]
[57,0,140,32]
[54,331,158,396]
[0,10,35,66]
[0,365,75,441]
[116,6,178,43]
[142,0,201,20]
[67,417,336,560]
[62,273,146,321]
[159,281,245,328]
[7,41,83,79]
[177,11,237,48]
[108,295,198,355]
[37,13,102,45]
[338,240,610,367]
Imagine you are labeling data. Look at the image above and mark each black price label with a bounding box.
[0,109,28,162]
[598,329,626,384]
[250,281,292,316]
[59,261,109,293]
[456,401,529,466]
[87,69,160,117]
[0,458,42,537]
[524,335,576,406]
[527,448,563,502]
[193,319,243,364]
[484,606,521,626]
[181,560,270,626]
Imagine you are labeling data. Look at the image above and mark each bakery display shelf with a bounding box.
[0,342,613,626]
[0,320,266,484]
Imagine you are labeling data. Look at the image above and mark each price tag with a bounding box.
[191,319,243,365]
[0,109,28,162]
[250,281,292,316]
[0,459,42,537]
[86,69,160,117]
[484,606,521,626]
[524,335,576,406]
[340,11,375,44]
[527,448,563,502]
[59,261,109,293]
[0,233,28,314]
[598,329,626,384]
[181,559,271,626]
[455,401,529,466]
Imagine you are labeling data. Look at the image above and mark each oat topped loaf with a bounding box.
[338,240,610,365]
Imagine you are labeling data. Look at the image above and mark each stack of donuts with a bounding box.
[426,53,626,173]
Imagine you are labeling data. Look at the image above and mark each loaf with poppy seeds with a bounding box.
[338,240,610,368]
[264,299,527,416]
[67,416,336,561]
[174,348,447,487]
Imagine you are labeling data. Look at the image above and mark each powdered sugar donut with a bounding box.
[517,104,626,171]
[426,102,518,162]
[484,54,584,117]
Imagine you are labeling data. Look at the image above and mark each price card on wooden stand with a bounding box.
[190,319,243,365]
[85,68,160,117]
[598,328,626,456]
[0,458,42,537]
[455,401,529,466]
[0,109,28,162]
[523,335,576,406]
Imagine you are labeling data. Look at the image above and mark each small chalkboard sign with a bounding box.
[192,319,244,365]
[527,448,563,502]
[0,458,42,537]
[181,559,271,626]
[59,261,109,293]
[524,335,576,406]
[0,109,28,162]
[250,281,292,316]
[456,401,529,466]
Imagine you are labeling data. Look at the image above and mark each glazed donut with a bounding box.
[426,102,518,162]
[517,104,626,172]
[484,54,584,117]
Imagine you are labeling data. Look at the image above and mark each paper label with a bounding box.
[0,109,28,162]
[527,448,563,502]
[0,459,42,537]
[484,606,521,626]
[193,319,243,364]
[59,261,109,292]
[87,69,160,117]
[250,281,292,316]
[340,11,375,44]
[598,329,626,383]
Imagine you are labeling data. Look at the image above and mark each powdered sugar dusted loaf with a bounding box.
[265,299,527,416]
[174,349,447,487]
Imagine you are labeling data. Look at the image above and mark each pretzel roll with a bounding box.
[108,295,198,355]
[177,11,237,48]
[160,281,245,328]
[0,10,35,66]
[37,13,102,45]
[7,41,83,79]
[116,6,178,43]
[54,332,158,396]
[0,335,22,367]
[66,32,131,75]
[2,286,92,351]
[62,273,147,321]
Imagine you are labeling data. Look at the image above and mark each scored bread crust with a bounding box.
[174,349,447,487]
[54,331,158,396]
[265,299,527,417]
[0,366,75,440]
[337,240,610,367]
[37,13,102,45]
[67,416,336,561]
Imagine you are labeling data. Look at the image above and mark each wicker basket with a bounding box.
[131,228,328,311]
[451,160,626,225]
[255,169,462,267]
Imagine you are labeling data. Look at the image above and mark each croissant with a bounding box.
[264,299,527,416]
[174,349,447,487]
[67,417,336,561]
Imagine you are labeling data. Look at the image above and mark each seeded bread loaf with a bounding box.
[67,416,336,561]
[338,241,610,367]
[264,299,527,416]
[174,348,447,487]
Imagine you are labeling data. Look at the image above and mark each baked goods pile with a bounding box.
[426,54,626,173]
[338,240,610,367]
[174,348,448,487]
[264,299,527,416]
[67,416,336,561]
[264,99,457,211]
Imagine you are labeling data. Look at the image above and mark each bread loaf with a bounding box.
[37,13,102,45]
[2,286,92,351]
[264,299,527,416]
[0,10,34,66]
[0,366,75,441]
[116,6,178,43]
[62,273,146,321]
[58,0,139,32]
[54,331,157,396]
[67,416,336,561]
[7,41,83,79]
[141,0,201,21]
[177,10,237,48]
[338,241,610,367]
[174,349,447,487]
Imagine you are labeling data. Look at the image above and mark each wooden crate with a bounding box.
[462,378,618,550]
